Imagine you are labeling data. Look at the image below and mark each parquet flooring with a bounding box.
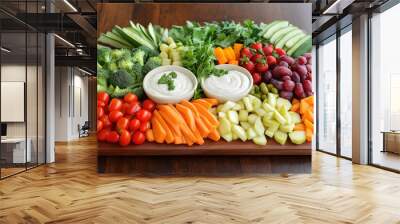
[1,136,400,224]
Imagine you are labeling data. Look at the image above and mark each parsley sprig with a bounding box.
[158,71,177,91]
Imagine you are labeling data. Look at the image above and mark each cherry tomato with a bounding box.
[116,117,129,131]
[124,102,141,115]
[98,92,110,105]
[97,107,105,118]
[142,99,156,112]
[139,121,150,132]
[132,131,145,145]
[97,129,110,142]
[275,48,286,57]
[97,120,104,132]
[250,42,263,51]
[124,93,138,104]
[119,130,131,146]
[100,115,112,128]
[107,131,120,143]
[109,98,123,111]
[128,118,141,132]
[98,100,106,108]
[136,109,152,122]
[109,110,123,123]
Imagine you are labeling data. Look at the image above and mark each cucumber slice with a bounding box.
[253,135,267,146]
[285,33,306,49]
[264,21,289,40]
[259,20,280,37]
[291,36,312,58]
[287,36,311,57]
[270,26,296,44]
[275,29,303,49]
[289,131,306,145]
[274,130,288,145]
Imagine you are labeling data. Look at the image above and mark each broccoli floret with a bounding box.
[111,49,131,60]
[132,49,146,66]
[111,85,144,99]
[130,62,143,81]
[97,46,112,66]
[143,56,162,75]
[118,58,134,72]
[108,70,135,89]
[138,45,159,60]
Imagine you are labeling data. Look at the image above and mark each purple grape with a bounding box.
[292,71,301,83]
[271,79,283,90]
[306,64,312,73]
[273,66,292,77]
[300,73,308,83]
[281,75,291,81]
[262,71,272,83]
[295,64,308,77]
[294,83,306,99]
[279,55,295,65]
[297,56,307,65]
[279,61,289,68]
[303,80,313,93]
[280,91,293,101]
[283,80,295,92]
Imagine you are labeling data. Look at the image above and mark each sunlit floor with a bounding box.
[0,136,400,223]
[373,150,400,171]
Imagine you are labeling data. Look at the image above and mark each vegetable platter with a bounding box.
[97,19,314,148]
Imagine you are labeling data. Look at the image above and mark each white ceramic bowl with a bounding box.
[201,64,253,103]
[143,65,198,104]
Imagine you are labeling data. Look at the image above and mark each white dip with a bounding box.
[145,70,194,98]
[202,70,251,102]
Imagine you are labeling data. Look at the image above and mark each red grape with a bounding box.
[295,64,307,78]
[273,66,292,77]
[283,80,295,92]
[281,76,291,81]
[303,80,313,93]
[271,79,283,90]
[280,91,294,100]
[297,56,307,65]
[306,91,313,97]
[294,83,306,99]
[292,71,301,83]
[262,71,272,83]
[279,61,289,68]
[306,64,312,73]
[304,53,312,60]
[279,55,295,65]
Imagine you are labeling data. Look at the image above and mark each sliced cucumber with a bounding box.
[264,21,289,40]
[259,20,280,37]
[287,36,311,57]
[270,26,296,44]
[291,36,312,58]
[285,33,306,50]
[275,29,303,49]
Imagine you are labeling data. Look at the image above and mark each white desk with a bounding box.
[1,138,31,163]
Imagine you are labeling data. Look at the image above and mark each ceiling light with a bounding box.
[78,68,92,76]
[63,0,78,12]
[1,47,11,53]
[54,34,75,48]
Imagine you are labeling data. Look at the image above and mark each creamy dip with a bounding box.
[145,70,194,99]
[202,70,251,102]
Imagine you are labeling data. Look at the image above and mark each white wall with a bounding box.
[54,67,89,141]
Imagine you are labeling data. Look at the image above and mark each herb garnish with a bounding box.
[158,71,177,91]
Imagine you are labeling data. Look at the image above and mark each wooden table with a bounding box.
[97,3,312,175]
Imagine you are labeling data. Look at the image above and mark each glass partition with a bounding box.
[339,27,352,158]
[317,36,337,155]
[370,3,400,171]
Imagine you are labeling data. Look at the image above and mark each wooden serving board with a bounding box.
[97,3,312,175]
[98,140,311,156]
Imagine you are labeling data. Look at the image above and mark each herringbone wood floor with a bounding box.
[1,136,400,224]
